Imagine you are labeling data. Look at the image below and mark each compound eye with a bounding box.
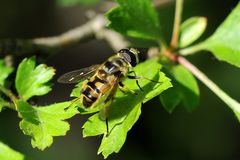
[118,48,137,67]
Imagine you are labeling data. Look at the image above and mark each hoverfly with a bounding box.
[58,48,158,134]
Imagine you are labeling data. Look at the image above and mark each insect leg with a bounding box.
[118,82,138,95]
[127,75,161,83]
[127,71,144,91]
[99,99,112,137]
[106,118,109,137]
[99,85,118,136]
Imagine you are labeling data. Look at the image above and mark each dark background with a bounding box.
[0,0,240,159]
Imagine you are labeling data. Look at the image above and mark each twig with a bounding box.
[0,0,175,56]
[0,85,18,110]
[0,15,107,56]
[179,42,205,56]
[170,0,183,49]
[96,29,129,52]
[0,100,15,111]
[177,56,240,113]
[33,15,107,51]
[162,44,240,117]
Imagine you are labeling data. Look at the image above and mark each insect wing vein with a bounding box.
[57,65,100,84]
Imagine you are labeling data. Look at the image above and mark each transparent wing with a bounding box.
[57,65,100,84]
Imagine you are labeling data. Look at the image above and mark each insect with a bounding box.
[58,48,158,134]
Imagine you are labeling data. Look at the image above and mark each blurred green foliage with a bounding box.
[57,0,101,6]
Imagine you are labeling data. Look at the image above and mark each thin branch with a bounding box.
[177,56,240,113]
[96,29,129,52]
[0,0,175,56]
[0,15,107,56]
[170,0,183,49]
[0,100,15,111]
[0,85,18,110]
[179,42,205,56]
[32,15,107,52]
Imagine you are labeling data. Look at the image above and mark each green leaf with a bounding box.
[70,81,84,98]
[15,57,55,101]
[0,98,4,112]
[160,65,199,112]
[0,142,25,160]
[98,103,142,159]
[17,100,78,150]
[160,87,182,113]
[200,2,240,67]
[106,0,161,40]
[180,17,207,48]
[82,60,172,158]
[56,0,101,6]
[0,98,13,112]
[0,59,14,86]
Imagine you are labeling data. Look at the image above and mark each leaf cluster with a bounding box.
[1,0,240,159]
[0,57,78,155]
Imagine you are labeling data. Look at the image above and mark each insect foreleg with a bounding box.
[127,75,161,83]
[99,84,118,137]
[127,71,143,91]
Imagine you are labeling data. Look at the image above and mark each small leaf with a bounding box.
[201,2,240,67]
[98,103,142,159]
[57,0,101,6]
[15,57,55,101]
[160,65,199,112]
[0,59,14,86]
[180,17,207,48]
[106,0,161,40]
[0,142,25,160]
[82,60,172,158]
[17,100,78,150]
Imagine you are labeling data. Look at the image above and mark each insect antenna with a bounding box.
[127,70,162,92]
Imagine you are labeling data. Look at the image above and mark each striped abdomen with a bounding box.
[81,57,128,108]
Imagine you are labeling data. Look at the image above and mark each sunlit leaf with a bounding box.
[201,2,240,67]
[17,100,78,150]
[15,57,55,101]
[106,0,161,40]
[70,81,84,98]
[82,59,172,158]
[98,103,142,159]
[0,142,25,160]
[180,16,207,48]
[0,59,13,86]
